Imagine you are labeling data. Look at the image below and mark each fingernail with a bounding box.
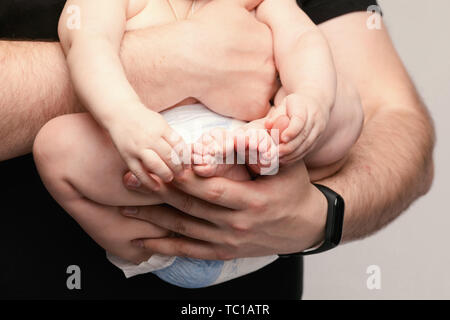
[127,174,141,188]
[122,207,138,216]
[132,240,144,248]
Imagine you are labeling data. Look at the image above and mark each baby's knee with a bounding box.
[34,115,75,174]
[33,115,88,203]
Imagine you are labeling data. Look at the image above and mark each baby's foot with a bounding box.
[192,128,235,177]
[234,121,280,175]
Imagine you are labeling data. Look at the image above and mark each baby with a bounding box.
[34,0,363,288]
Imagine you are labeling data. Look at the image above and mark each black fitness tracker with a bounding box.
[280,184,345,257]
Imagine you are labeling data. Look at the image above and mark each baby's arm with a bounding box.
[258,0,336,108]
[59,0,185,190]
[257,0,362,168]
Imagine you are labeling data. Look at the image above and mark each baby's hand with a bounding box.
[265,93,330,164]
[107,105,186,190]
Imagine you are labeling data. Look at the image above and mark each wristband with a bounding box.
[280,184,345,257]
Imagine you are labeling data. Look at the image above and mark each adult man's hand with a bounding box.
[183,0,278,114]
[122,162,327,260]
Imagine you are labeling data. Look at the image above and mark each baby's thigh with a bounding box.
[34,113,160,207]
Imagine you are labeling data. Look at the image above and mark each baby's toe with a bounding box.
[192,156,219,177]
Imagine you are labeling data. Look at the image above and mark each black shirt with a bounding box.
[0,0,377,299]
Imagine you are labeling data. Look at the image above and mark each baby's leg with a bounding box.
[33,113,170,264]
[33,113,162,208]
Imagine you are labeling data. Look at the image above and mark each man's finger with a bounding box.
[172,171,259,209]
[128,160,160,191]
[163,187,230,221]
[132,237,224,260]
[122,205,224,243]
[123,171,152,194]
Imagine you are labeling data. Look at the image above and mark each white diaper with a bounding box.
[161,103,246,144]
[107,103,279,288]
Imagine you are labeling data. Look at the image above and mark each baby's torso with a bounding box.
[126,0,211,31]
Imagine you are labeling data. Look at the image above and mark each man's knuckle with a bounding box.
[230,219,251,233]
[140,240,151,250]
[174,240,188,257]
[175,173,189,184]
[223,234,240,249]
[207,184,225,201]
[216,248,234,261]
[173,219,187,235]
[250,196,268,211]
[180,195,194,213]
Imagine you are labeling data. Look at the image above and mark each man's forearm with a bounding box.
[0,25,190,161]
[0,40,78,161]
[314,12,436,242]
[319,101,435,241]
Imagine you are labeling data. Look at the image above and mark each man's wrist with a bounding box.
[303,183,328,251]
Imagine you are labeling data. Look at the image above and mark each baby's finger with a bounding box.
[128,159,160,191]
[265,110,278,129]
[280,151,303,165]
[280,136,310,163]
[271,115,290,143]
[278,117,313,158]
[282,97,308,142]
[282,113,307,144]
[278,137,303,159]
[163,129,187,154]
[163,129,183,147]
[297,125,323,159]
[284,126,321,162]
[141,149,174,183]
[156,140,185,177]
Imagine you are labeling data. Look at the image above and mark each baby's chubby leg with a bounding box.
[33,113,162,208]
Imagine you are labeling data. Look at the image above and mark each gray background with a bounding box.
[303,0,450,300]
